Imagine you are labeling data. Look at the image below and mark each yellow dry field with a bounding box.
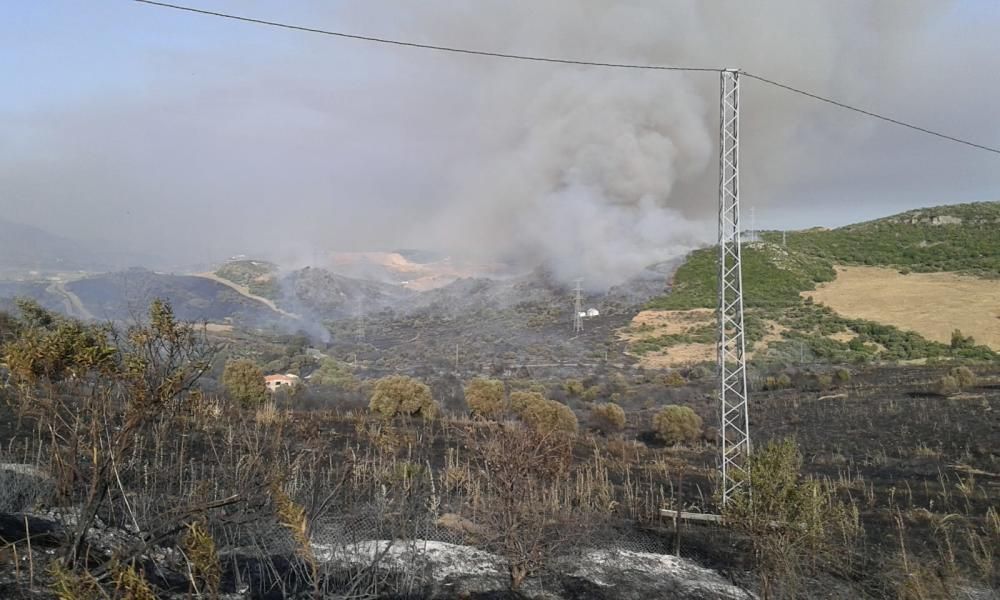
[622,310,785,368]
[627,308,715,336]
[804,266,1000,349]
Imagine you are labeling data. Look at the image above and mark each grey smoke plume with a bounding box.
[389,0,955,288]
[3,0,997,288]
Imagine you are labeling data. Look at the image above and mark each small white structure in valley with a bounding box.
[578,308,600,318]
[265,373,301,392]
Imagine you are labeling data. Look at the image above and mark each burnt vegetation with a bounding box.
[0,296,996,599]
[0,200,997,599]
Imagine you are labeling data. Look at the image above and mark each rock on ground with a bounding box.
[0,464,55,513]
[313,539,754,600]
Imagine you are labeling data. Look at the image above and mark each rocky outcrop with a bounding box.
[314,539,754,600]
[0,463,55,513]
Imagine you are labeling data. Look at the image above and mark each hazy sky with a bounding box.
[2,1,998,282]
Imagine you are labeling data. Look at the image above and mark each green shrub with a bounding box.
[763,373,793,391]
[949,366,977,388]
[309,357,357,389]
[652,405,702,445]
[933,375,960,396]
[510,391,547,419]
[465,378,505,419]
[950,329,975,350]
[222,359,268,406]
[545,401,579,435]
[816,373,834,391]
[723,439,860,599]
[369,375,438,419]
[834,368,851,383]
[663,371,686,387]
[562,379,585,396]
[590,403,626,434]
[687,365,711,380]
[510,391,578,435]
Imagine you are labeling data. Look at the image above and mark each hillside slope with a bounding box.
[632,201,1000,366]
[766,201,1000,276]
[0,218,165,273]
[65,269,284,324]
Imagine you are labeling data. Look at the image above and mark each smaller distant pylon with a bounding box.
[573,279,584,334]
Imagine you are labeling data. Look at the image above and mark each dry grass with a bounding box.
[621,309,715,368]
[628,308,715,334]
[622,311,788,367]
[635,342,716,368]
[804,266,1000,349]
[829,330,857,344]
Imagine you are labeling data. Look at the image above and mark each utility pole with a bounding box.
[573,279,584,334]
[749,206,756,242]
[356,298,366,342]
[455,343,460,371]
[782,230,787,247]
[717,68,751,506]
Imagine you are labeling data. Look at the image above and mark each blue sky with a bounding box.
[2,1,998,277]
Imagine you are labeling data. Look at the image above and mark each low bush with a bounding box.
[763,373,793,391]
[950,329,975,350]
[933,375,960,396]
[369,375,439,419]
[652,405,702,445]
[723,438,860,599]
[663,371,686,387]
[510,391,547,419]
[816,373,834,391]
[687,365,711,380]
[949,366,977,388]
[222,359,268,406]
[590,403,626,434]
[465,378,505,419]
[510,391,578,435]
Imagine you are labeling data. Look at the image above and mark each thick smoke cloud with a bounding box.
[392,0,960,288]
[2,1,997,287]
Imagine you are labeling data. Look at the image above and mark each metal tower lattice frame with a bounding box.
[717,68,751,505]
[573,279,584,334]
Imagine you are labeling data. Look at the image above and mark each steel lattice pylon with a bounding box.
[717,69,751,505]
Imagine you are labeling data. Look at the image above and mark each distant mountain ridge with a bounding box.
[770,200,999,276]
[2,202,995,344]
[0,218,165,272]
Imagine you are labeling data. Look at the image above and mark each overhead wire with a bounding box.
[133,0,1000,156]
[740,72,1000,155]
[131,0,719,73]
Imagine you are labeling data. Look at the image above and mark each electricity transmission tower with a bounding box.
[356,298,366,342]
[573,279,584,334]
[717,68,751,506]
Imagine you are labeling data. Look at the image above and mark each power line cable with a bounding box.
[741,71,1000,155]
[134,0,1000,156]
[132,0,719,73]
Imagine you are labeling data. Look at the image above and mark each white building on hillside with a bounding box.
[265,373,301,392]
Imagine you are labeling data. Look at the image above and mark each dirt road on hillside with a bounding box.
[192,272,299,319]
